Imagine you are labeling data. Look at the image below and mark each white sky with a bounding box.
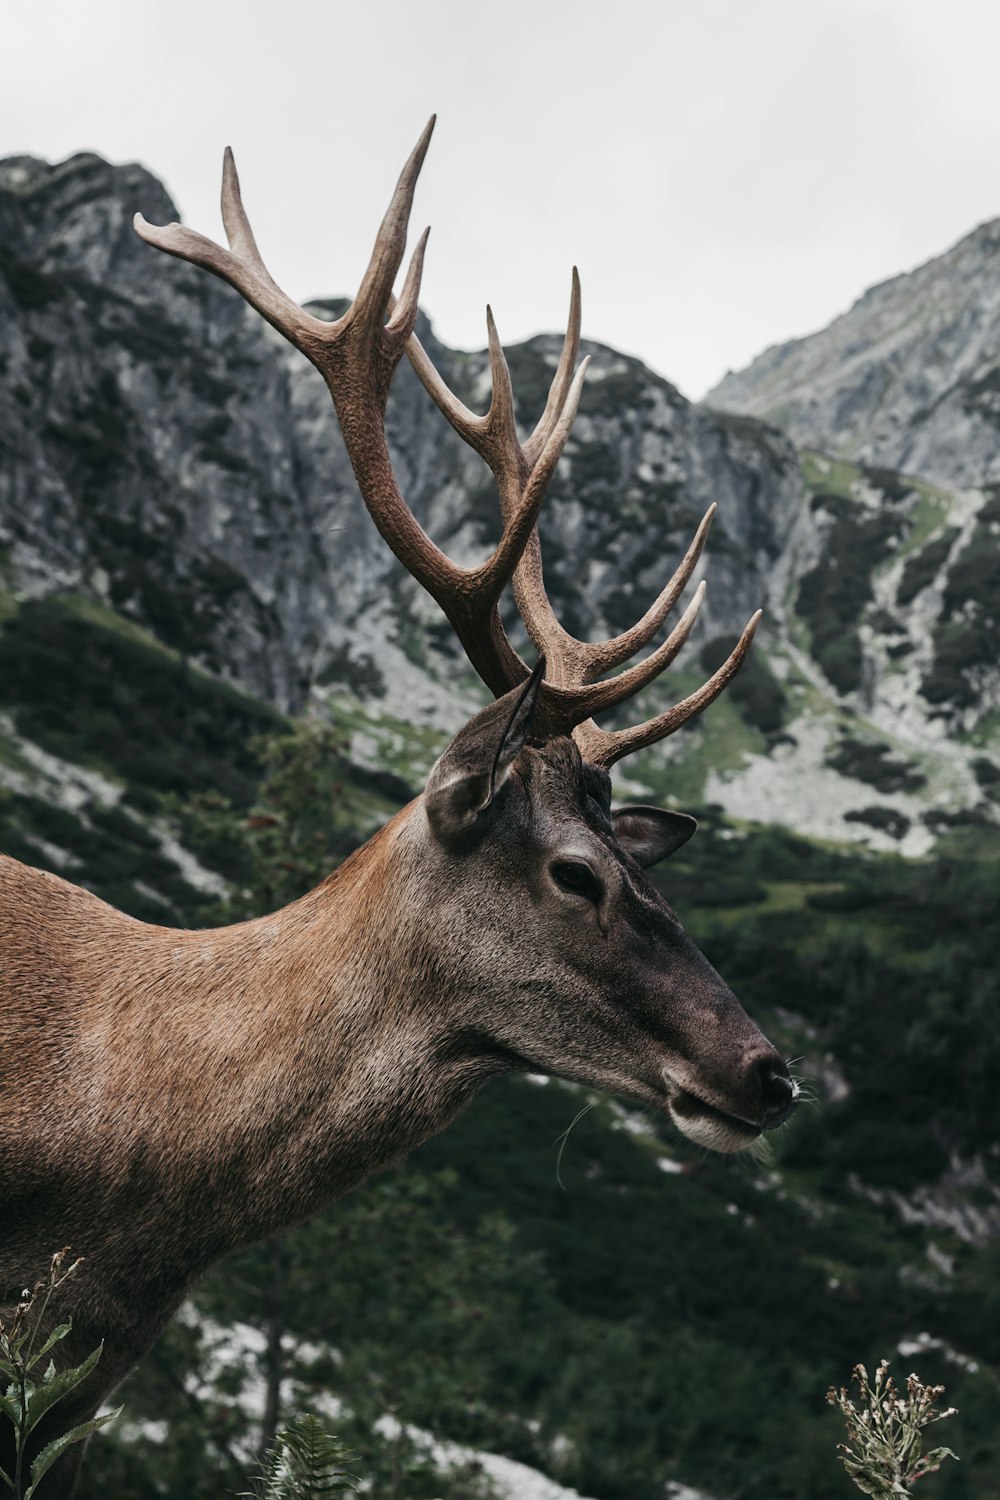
[3,0,999,400]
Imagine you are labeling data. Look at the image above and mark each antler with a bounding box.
[134,119,760,771]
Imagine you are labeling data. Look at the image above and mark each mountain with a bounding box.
[706,217,1000,492]
[3,150,997,861]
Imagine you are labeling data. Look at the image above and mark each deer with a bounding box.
[0,118,796,1498]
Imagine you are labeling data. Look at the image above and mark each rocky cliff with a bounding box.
[706,216,1000,492]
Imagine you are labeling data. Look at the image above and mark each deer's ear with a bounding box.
[612,806,697,867]
[424,661,545,849]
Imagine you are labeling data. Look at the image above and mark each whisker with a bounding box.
[553,1102,598,1190]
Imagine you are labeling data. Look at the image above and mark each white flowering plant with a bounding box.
[826,1359,958,1497]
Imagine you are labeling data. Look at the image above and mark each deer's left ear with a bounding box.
[424,661,545,850]
[612,806,697,867]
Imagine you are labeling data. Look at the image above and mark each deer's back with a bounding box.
[1,849,139,1020]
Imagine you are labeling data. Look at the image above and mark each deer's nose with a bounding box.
[758,1061,797,1129]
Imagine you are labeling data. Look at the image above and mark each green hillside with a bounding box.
[2,594,996,1499]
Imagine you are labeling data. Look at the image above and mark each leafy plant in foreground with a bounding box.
[241,1413,359,1500]
[0,1249,120,1499]
[827,1360,958,1496]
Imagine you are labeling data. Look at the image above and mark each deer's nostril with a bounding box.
[759,1062,797,1129]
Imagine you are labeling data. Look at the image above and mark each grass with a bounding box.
[957,709,1000,748]
[893,480,952,561]
[613,654,774,808]
[322,693,452,791]
[800,449,861,497]
[54,592,185,659]
[0,595,285,788]
[0,726,34,776]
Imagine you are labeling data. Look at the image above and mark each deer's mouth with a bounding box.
[663,1082,763,1154]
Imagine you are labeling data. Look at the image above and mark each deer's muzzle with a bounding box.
[662,1052,798,1153]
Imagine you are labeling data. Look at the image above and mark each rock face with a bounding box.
[706,217,1000,492]
[2,149,998,853]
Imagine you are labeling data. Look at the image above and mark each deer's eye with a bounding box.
[551,861,603,904]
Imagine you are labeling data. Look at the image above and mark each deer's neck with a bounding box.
[77,802,491,1260]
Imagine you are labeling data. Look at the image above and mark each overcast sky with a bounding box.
[3,0,999,400]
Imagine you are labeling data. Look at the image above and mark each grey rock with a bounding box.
[706,218,1000,491]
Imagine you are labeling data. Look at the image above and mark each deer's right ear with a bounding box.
[424,661,545,849]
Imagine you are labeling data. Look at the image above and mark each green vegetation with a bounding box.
[800,449,861,498]
[844,804,911,840]
[794,462,969,706]
[242,1416,360,1499]
[895,481,951,559]
[922,492,1000,713]
[825,732,927,794]
[797,489,907,693]
[0,598,405,923]
[4,598,999,1499]
[700,633,788,735]
[0,786,206,923]
[0,1251,120,1499]
[0,595,282,806]
[896,526,959,606]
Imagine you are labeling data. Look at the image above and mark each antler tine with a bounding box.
[583,504,717,679]
[475,354,591,609]
[484,307,519,450]
[475,277,715,693]
[385,226,431,338]
[220,147,268,270]
[568,580,707,719]
[523,267,582,468]
[401,271,591,677]
[405,327,485,436]
[511,501,717,694]
[351,115,436,336]
[572,610,763,769]
[134,153,325,350]
[400,292,592,668]
[406,267,583,465]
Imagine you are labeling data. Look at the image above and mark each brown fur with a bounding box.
[0,803,476,1494]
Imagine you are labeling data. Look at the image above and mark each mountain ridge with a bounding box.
[706,213,1000,491]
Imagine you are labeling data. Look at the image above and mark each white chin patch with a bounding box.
[668,1102,758,1154]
